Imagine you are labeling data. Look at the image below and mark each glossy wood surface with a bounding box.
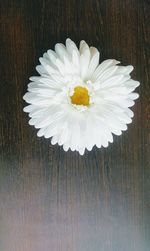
[0,1,150,250]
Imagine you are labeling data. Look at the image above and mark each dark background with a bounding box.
[0,0,150,250]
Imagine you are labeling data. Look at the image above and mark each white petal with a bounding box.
[23,104,34,113]
[94,75,125,90]
[37,127,46,137]
[79,40,89,54]
[66,38,79,56]
[72,50,80,71]
[55,43,68,61]
[94,65,118,82]
[128,93,139,100]
[116,65,134,75]
[34,109,64,128]
[54,58,66,75]
[29,107,47,118]
[91,59,120,81]
[125,80,140,91]
[44,124,59,138]
[47,49,58,63]
[39,58,59,75]
[51,135,59,145]
[86,47,100,79]
[57,123,69,145]
[125,108,134,118]
[23,92,51,106]
[33,78,61,88]
[36,65,47,75]
[79,41,91,79]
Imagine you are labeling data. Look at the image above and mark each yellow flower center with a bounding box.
[70,86,90,106]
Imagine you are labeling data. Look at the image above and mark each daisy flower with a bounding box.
[23,38,140,155]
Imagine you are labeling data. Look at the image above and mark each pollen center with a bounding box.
[70,86,90,106]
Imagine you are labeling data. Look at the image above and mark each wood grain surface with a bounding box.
[0,1,150,251]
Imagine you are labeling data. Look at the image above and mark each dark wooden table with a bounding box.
[0,1,150,250]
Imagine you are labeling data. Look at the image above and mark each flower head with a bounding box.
[23,39,140,155]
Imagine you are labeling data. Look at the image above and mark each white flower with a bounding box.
[23,38,140,155]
